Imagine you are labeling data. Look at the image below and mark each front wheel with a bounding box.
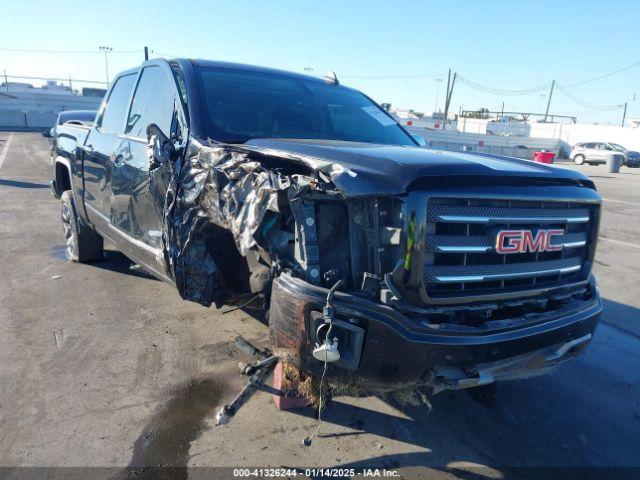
[574,155,585,165]
[61,191,104,262]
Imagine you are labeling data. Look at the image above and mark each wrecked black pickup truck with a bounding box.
[51,59,602,394]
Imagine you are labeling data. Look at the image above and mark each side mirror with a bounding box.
[146,123,175,170]
[411,133,426,146]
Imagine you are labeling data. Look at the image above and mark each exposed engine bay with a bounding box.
[153,136,601,395]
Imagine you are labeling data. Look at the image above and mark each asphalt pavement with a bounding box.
[1,133,639,479]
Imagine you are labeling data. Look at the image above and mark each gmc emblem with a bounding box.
[495,229,564,254]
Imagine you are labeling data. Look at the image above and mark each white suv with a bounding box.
[570,142,627,166]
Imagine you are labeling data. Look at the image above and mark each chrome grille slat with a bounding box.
[428,204,591,224]
[436,215,590,224]
[428,257,582,283]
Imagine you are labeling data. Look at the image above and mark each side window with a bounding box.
[99,74,136,134]
[172,66,188,109]
[585,143,596,149]
[126,66,175,138]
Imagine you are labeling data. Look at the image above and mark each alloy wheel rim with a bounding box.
[61,202,77,260]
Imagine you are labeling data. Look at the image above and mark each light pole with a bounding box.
[99,46,113,86]
[539,93,547,113]
[434,78,443,113]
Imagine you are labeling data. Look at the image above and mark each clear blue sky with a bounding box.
[2,0,639,124]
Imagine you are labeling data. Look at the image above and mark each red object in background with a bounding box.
[533,151,556,164]
[479,140,485,147]
[406,120,413,126]
[272,362,309,410]
[434,123,440,129]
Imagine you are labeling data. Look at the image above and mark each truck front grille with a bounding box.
[424,197,598,298]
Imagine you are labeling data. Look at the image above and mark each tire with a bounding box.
[574,155,585,165]
[60,190,104,262]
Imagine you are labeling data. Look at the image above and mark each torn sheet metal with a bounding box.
[161,142,295,306]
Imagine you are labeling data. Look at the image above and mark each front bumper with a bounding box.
[269,274,602,393]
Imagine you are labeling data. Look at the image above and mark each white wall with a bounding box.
[552,124,640,151]
[451,118,640,152]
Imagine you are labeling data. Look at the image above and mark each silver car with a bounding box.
[570,142,627,166]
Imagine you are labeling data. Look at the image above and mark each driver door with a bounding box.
[110,64,184,277]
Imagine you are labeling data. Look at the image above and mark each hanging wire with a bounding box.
[0,47,139,54]
[150,50,179,58]
[555,84,625,111]
[341,73,446,79]
[456,75,551,96]
[4,74,107,85]
[564,60,640,88]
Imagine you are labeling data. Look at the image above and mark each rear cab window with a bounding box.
[98,74,137,134]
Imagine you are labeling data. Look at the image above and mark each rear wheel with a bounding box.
[60,191,104,262]
[574,155,585,165]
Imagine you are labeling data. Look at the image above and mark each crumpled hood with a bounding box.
[243,138,594,197]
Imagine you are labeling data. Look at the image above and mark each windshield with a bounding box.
[58,111,96,125]
[195,67,414,145]
[610,143,626,152]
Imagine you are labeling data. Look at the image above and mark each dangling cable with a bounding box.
[303,328,330,446]
[303,280,342,446]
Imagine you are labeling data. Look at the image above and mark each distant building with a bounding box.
[81,87,107,98]
[0,80,104,130]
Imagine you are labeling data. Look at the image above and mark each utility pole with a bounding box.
[68,74,73,92]
[621,102,627,127]
[433,78,443,113]
[3,69,8,93]
[442,72,457,131]
[543,80,555,122]
[99,46,113,86]
[144,46,149,61]
[442,69,451,130]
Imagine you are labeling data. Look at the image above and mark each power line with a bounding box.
[556,83,624,111]
[4,74,107,85]
[457,75,551,96]
[564,60,640,88]
[341,73,446,79]
[0,47,139,54]
[150,50,178,58]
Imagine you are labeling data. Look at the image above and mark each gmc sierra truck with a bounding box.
[52,59,602,394]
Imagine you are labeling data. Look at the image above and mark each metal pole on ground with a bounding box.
[144,46,149,61]
[621,102,627,127]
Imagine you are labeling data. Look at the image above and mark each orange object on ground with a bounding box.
[272,361,309,410]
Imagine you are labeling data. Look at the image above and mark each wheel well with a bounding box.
[55,162,72,193]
